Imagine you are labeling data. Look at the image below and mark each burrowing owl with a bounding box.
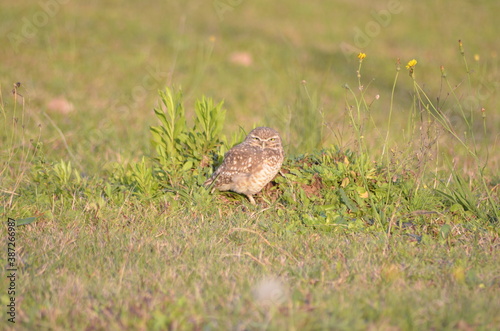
[204,127,284,205]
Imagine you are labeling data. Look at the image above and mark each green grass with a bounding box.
[1,0,499,330]
[8,210,500,330]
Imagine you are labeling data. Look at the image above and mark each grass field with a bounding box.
[1,0,499,330]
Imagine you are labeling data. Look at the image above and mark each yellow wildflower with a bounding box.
[405,59,417,69]
[357,53,367,60]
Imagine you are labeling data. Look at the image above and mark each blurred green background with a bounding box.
[2,0,499,172]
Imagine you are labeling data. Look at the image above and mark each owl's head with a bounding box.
[245,127,283,149]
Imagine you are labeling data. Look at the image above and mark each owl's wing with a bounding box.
[220,143,246,163]
[204,144,242,186]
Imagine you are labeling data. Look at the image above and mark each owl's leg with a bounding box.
[246,194,256,205]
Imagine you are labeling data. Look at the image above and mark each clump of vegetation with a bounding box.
[150,88,226,183]
[108,87,228,200]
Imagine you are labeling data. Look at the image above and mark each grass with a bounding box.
[1,0,500,330]
[9,211,500,330]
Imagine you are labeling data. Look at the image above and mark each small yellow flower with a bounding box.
[458,40,464,55]
[405,59,417,69]
[440,65,446,77]
[357,52,367,60]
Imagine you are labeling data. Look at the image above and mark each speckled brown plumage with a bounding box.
[204,127,284,205]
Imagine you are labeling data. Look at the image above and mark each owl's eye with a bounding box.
[253,137,259,141]
[269,138,276,141]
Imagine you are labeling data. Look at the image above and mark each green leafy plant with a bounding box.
[110,157,160,199]
[149,87,227,187]
[149,88,188,171]
[30,159,83,197]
